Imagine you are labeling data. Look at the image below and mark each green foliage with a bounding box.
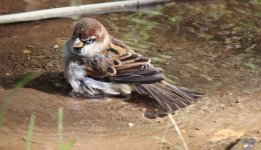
[164,0,260,72]
[58,107,64,147]
[26,113,36,150]
[167,0,260,49]
[59,140,76,150]
[58,107,76,150]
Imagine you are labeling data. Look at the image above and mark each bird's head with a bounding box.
[71,18,110,57]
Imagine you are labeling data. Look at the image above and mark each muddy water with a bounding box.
[0,0,260,150]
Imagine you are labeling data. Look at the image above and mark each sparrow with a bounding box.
[63,18,203,113]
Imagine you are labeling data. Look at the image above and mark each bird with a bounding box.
[63,18,203,113]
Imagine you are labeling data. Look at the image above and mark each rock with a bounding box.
[229,135,260,150]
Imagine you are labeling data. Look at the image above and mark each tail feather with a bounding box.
[134,84,173,112]
[161,84,193,105]
[178,88,204,99]
[149,84,187,108]
[145,85,179,110]
[134,81,203,113]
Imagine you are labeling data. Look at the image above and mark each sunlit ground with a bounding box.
[0,0,260,150]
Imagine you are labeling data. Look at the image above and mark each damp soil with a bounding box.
[0,0,260,150]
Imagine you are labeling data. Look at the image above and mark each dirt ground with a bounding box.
[0,0,260,150]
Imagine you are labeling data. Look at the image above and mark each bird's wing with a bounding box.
[78,37,202,113]
[81,37,165,84]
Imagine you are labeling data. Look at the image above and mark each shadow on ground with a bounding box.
[1,72,164,119]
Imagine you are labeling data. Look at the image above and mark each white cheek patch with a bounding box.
[81,42,103,57]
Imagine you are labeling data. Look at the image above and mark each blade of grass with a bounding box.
[58,107,63,147]
[58,107,76,150]
[168,114,189,150]
[26,113,36,150]
[160,122,170,150]
[0,73,40,127]
[59,140,76,150]
[13,73,40,90]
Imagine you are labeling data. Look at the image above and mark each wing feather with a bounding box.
[81,37,165,84]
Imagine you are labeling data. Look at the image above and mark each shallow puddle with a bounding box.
[0,0,260,150]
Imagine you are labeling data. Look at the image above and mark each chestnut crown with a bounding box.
[72,18,108,42]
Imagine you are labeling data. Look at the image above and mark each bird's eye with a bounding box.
[85,38,96,44]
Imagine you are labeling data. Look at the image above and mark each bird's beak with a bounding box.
[73,38,84,48]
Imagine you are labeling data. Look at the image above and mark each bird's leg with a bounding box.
[69,90,82,98]
[69,90,105,99]
[82,92,105,99]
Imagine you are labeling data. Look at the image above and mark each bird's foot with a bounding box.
[82,93,105,99]
[69,91,82,98]
[69,90,105,99]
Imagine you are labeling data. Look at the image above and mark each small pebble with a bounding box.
[53,44,60,49]
[236,97,243,103]
[46,63,54,67]
[195,127,200,130]
[128,123,134,127]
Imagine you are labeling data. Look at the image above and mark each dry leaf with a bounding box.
[23,49,31,54]
[211,129,245,142]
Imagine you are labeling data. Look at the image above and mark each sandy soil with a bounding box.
[0,0,260,150]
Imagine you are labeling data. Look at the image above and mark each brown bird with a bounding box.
[63,18,203,113]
